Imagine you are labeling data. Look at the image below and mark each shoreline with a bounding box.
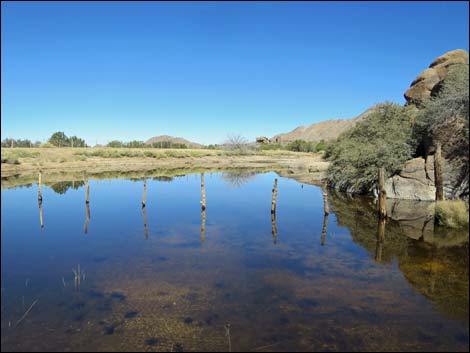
[1,147,329,188]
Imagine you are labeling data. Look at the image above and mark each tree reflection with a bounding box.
[221,170,257,188]
[49,181,85,195]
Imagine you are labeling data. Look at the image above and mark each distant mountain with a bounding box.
[270,105,379,144]
[145,135,203,148]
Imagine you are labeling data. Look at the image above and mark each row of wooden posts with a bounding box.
[36,173,331,244]
[39,146,445,243]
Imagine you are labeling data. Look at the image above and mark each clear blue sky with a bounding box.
[1,1,469,145]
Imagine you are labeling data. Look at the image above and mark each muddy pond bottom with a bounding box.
[1,171,469,351]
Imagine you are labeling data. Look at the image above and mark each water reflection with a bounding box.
[201,174,206,242]
[221,170,257,188]
[142,205,149,240]
[49,180,85,195]
[271,212,277,244]
[38,199,44,230]
[320,214,328,246]
[329,191,469,321]
[84,202,90,234]
[1,172,468,352]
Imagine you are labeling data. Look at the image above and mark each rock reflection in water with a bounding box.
[329,191,469,321]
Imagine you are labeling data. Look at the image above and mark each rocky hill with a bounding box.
[270,105,379,144]
[145,135,203,148]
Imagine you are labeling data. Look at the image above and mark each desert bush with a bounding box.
[435,200,469,229]
[259,143,285,151]
[326,102,416,193]
[413,63,469,157]
[223,134,249,151]
[107,140,125,148]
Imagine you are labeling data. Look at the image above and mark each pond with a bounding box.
[1,171,468,351]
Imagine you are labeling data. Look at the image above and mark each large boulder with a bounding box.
[404,49,468,107]
[256,136,271,144]
[384,157,436,200]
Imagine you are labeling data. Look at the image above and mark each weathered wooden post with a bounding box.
[84,172,90,204]
[142,179,147,208]
[201,173,206,211]
[321,214,329,246]
[322,185,329,216]
[84,202,90,234]
[271,179,278,214]
[38,171,43,202]
[271,212,277,244]
[434,143,444,201]
[377,168,387,219]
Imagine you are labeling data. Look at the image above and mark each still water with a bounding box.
[1,171,468,351]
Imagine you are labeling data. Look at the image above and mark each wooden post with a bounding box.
[84,202,90,234]
[377,168,387,219]
[321,214,329,246]
[142,205,149,240]
[38,172,43,202]
[142,179,147,208]
[271,212,277,244]
[85,179,90,204]
[271,179,278,214]
[434,143,444,201]
[322,187,329,216]
[201,173,206,211]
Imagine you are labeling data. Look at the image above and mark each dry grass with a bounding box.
[435,200,469,229]
[1,147,309,165]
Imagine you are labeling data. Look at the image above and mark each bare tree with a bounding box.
[224,134,248,150]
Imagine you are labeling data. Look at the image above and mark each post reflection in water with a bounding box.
[84,202,91,234]
[38,199,44,229]
[201,208,206,243]
[201,173,206,242]
[271,212,277,244]
[142,204,149,240]
[375,218,386,262]
[321,214,328,246]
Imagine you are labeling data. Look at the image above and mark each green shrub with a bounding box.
[286,140,316,152]
[435,200,469,229]
[259,143,285,151]
[314,140,328,152]
[326,102,416,193]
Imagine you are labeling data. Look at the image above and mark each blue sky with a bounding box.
[1,1,469,145]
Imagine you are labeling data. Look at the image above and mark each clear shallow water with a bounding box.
[1,171,468,352]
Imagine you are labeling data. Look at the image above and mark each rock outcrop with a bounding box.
[385,152,466,201]
[256,136,271,143]
[404,49,468,106]
[384,157,436,201]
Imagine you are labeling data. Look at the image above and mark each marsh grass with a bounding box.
[435,200,469,229]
